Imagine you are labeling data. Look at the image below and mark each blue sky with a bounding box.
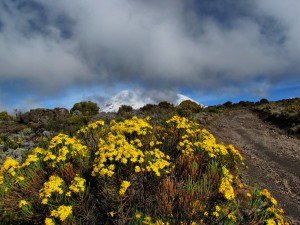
[0,0,299,112]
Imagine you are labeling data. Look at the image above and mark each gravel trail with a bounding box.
[205,109,300,224]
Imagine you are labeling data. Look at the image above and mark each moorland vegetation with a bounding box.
[0,98,299,225]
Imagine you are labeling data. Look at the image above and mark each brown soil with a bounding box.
[204,109,300,224]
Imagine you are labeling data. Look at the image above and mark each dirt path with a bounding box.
[204,109,300,224]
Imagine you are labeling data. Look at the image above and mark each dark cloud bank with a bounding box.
[0,0,299,109]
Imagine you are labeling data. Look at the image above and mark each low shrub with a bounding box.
[0,112,14,122]
[157,101,175,110]
[176,100,203,117]
[118,105,134,114]
[70,101,99,116]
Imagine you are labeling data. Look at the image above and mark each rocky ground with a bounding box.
[205,109,300,224]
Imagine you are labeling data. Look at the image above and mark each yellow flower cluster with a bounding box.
[144,149,171,176]
[45,218,55,225]
[135,212,142,218]
[50,205,72,221]
[259,189,288,225]
[168,116,199,155]
[21,153,39,167]
[212,205,221,217]
[39,175,64,204]
[92,117,172,177]
[69,175,86,193]
[219,166,235,200]
[141,215,170,225]
[260,188,271,198]
[197,129,230,158]
[260,189,280,208]
[178,138,195,155]
[265,218,289,225]
[167,116,196,130]
[110,116,152,135]
[18,200,28,208]
[226,144,244,162]
[202,204,237,223]
[43,134,88,167]
[227,211,237,222]
[92,134,144,177]
[167,116,244,162]
[2,134,89,174]
[77,120,105,135]
[119,180,131,196]
[1,157,19,177]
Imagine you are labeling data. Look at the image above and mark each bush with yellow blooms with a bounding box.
[0,116,289,224]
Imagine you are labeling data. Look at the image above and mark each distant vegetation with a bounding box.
[70,101,99,116]
[118,105,134,114]
[0,111,14,122]
[0,98,298,224]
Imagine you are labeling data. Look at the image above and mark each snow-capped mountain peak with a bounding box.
[101,90,203,112]
[101,90,151,112]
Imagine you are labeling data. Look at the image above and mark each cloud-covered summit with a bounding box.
[0,0,299,111]
[101,89,201,112]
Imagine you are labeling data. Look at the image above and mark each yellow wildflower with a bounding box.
[0,174,3,185]
[265,218,276,225]
[228,213,237,222]
[219,167,235,200]
[1,157,19,176]
[33,147,45,155]
[18,200,28,208]
[260,189,271,198]
[212,211,219,217]
[121,158,128,164]
[69,175,86,193]
[109,211,116,217]
[270,197,278,206]
[150,141,155,147]
[135,165,141,173]
[17,176,25,182]
[51,205,72,221]
[119,180,131,196]
[144,216,152,222]
[39,175,64,204]
[21,154,39,167]
[45,217,55,225]
[278,208,284,214]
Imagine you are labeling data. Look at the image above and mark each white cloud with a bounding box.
[0,0,299,109]
[255,0,300,68]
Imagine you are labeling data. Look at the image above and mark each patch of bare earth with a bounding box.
[204,109,300,224]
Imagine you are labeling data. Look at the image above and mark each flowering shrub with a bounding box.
[0,116,289,224]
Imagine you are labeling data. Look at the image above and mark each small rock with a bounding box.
[42,130,52,138]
